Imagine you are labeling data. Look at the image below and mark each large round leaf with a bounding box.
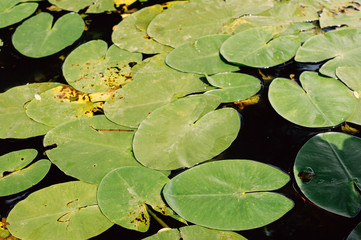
[104,53,209,128]
[163,160,293,230]
[97,166,172,232]
[0,82,61,139]
[147,0,233,48]
[48,0,115,13]
[268,71,355,128]
[12,12,84,58]
[294,132,361,218]
[165,34,239,75]
[0,1,38,29]
[44,115,140,184]
[295,27,361,78]
[63,40,142,93]
[205,73,261,103]
[133,95,240,170]
[0,149,50,196]
[220,26,301,68]
[25,85,103,127]
[7,181,113,240]
[112,4,172,54]
[337,67,361,126]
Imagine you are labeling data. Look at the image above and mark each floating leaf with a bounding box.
[63,40,142,93]
[320,7,361,28]
[44,115,140,184]
[163,160,293,230]
[147,0,233,47]
[337,67,361,126]
[295,27,361,78]
[225,0,273,18]
[165,34,239,75]
[294,132,361,217]
[220,26,301,68]
[0,149,50,196]
[143,225,246,240]
[7,181,113,240]
[104,53,209,128]
[347,221,361,240]
[0,0,38,29]
[12,12,84,58]
[112,4,172,54]
[205,73,261,103]
[97,166,172,232]
[268,71,355,128]
[133,95,240,170]
[0,82,61,139]
[48,0,115,13]
[25,85,103,127]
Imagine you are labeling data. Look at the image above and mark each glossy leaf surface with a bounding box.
[294,132,361,217]
[44,115,140,184]
[163,160,293,230]
[268,71,355,128]
[7,181,113,240]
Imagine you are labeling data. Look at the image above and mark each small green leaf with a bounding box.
[48,0,115,13]
[347,221,361,240]
[0,1,38,29]
[163,160,293,230]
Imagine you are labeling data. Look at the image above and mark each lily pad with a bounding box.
[268,71,355,128]
[44,115,140,184]
[336,67,361,126]
[12,12,84,58]
[0,82,61,139]
[48,0,115,13]
[347,221,361,240]
[0,149,50,196]
[133,95,240,170]
[147,0,233,47]
[104,53,210,128]
[97,166,172,232]
[0,0,38,29]
[7,181,113,240]
[63,40,142,93]
[165,34,239,75]
[294,132,361,217]
[112,4,172,54]
[25,85,103,127]
[163,159,293,230]
[295,27,361,78]
[220,26,301,68]
[205,73,261,103]
[320,7,361,28]
[143,225,246,240]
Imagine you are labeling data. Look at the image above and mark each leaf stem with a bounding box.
[146,205,170,229]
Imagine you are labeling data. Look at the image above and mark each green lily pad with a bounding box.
[7,181,113,240]
[336,67,361,126]
[320,7,361,28]
[48,0,115,13]
[104,53,210,128]
[347,221,361,240]
[112,4,172,54]
[165,34,239,75]
[163,159,293,230]
[0,149,50,196]
[205,73,261,103]
[0,0,38,29]
[25,85,103,127]
[143,225,246,240]
[225,0,273,18]
[295,27,361,78]
[63,40,142,93]
[133,95,240,170]
[147,0,233,47]
[97,166,172,232]
[0,82,61,139]
[268,71,355,128]
[220,26,301,68]
[294,132,361,217]
[12,12,84,58]
[44,115,140,184]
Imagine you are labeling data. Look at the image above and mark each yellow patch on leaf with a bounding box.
[114,0,137,7]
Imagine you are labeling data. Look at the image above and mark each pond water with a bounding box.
[1,2,361,239]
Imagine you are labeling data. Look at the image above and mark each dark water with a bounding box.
[1,2,361,240]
